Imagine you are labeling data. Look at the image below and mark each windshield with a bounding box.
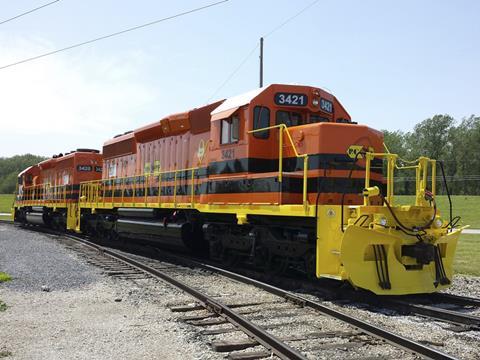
[275,110,329,127]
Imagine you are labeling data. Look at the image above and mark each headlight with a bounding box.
[312,98,319,106]
[378,217,388,226]
[433,218,443,229]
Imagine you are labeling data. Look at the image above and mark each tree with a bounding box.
[450,115,480,194]
[405,114,455,160]
[0,154,47,194]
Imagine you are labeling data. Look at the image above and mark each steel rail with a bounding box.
[2,221,462,359]
[64,234,307,360]
[427,292,480,307]
[382,299,480,328]
[152,252,459,360]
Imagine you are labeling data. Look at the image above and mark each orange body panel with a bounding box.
[98,84,384,207]
[17,150,103,204]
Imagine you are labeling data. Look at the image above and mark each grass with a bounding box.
[395,195,480,228]
[0,194,14,213]
[0,272,12,283]
[454,234,480,276]
[0,272,11,313]
[0,351,12,358]
[0,194,14,221]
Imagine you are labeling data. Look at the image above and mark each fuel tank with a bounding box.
[115,217,201,251]
[25,212,46,225]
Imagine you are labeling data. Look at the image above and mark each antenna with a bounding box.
[259,37,264,87]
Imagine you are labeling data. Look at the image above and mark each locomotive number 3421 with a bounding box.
[274,92,308,106]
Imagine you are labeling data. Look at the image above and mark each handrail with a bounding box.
[364,151,437,207]
[15,182,71,203]
[248,123,309,207]
[79,166,200,206]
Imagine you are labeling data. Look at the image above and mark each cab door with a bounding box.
[248,105,276,172]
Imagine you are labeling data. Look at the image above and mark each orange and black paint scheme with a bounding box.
[14,149,102,230]
[14,84,465,295]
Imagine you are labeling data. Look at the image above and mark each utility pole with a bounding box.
[259,37,264,88]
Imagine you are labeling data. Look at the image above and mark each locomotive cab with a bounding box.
[208,84,383,206]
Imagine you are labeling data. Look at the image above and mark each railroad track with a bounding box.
[3,221,478,359]
[5,226,457,359]
[158,243,480,333]
[379,293,480,331]
[104,231,480,334]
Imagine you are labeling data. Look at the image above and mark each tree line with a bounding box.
[383,114,480,195]
[0,154,46,193]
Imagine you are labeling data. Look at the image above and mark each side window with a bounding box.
[108,162,117,177]
[220,115,240,145]
[231,116,239,142]
[291,112,302,125]
[253,106,270,139]
[276,111,290,126]
[276,111,302,127]
[309,114,329,123]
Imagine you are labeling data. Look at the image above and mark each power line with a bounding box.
[262,0,320,38]
[206,0,320,102]
[0,0,62,26]
[206,43,259,103]
[0,0,229,71]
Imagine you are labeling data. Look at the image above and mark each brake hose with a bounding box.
[438,161,453,225]
[340,150,364,232]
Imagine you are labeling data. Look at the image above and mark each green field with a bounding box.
[0,193,14,220]
[455,234,480,276]
[0,194,14,213]
[395,195,480,228]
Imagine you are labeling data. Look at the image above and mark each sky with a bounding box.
[0,0,479,157]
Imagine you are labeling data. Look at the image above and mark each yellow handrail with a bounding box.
[248,123,309,207]
[79,166,200,206]
[16,183,70,204]
[364,152,437,207]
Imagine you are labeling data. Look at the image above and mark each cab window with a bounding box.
[276,111,302,127]
[308,114,329,123]
[220,115,239,144]
[253,106,270,139]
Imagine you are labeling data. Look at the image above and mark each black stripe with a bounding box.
[208,154,383,175]
[100,155,382,187]
[101,176,384,197]
[103,169,208,186]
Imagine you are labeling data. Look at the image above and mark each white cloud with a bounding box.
[0,34,159,157]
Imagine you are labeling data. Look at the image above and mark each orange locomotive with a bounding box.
[15,149,103,229]
[97,84,383,207]
[15,84,464,295]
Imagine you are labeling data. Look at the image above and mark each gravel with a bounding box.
[0,224,222,359]
[0,225,99,292]
[2,223,479,359]
[444,274,480,299]
[296,274,480,360]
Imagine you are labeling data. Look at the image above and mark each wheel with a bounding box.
[221,249,240,267]
[267,255,288,274]
[304,250,316,279]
